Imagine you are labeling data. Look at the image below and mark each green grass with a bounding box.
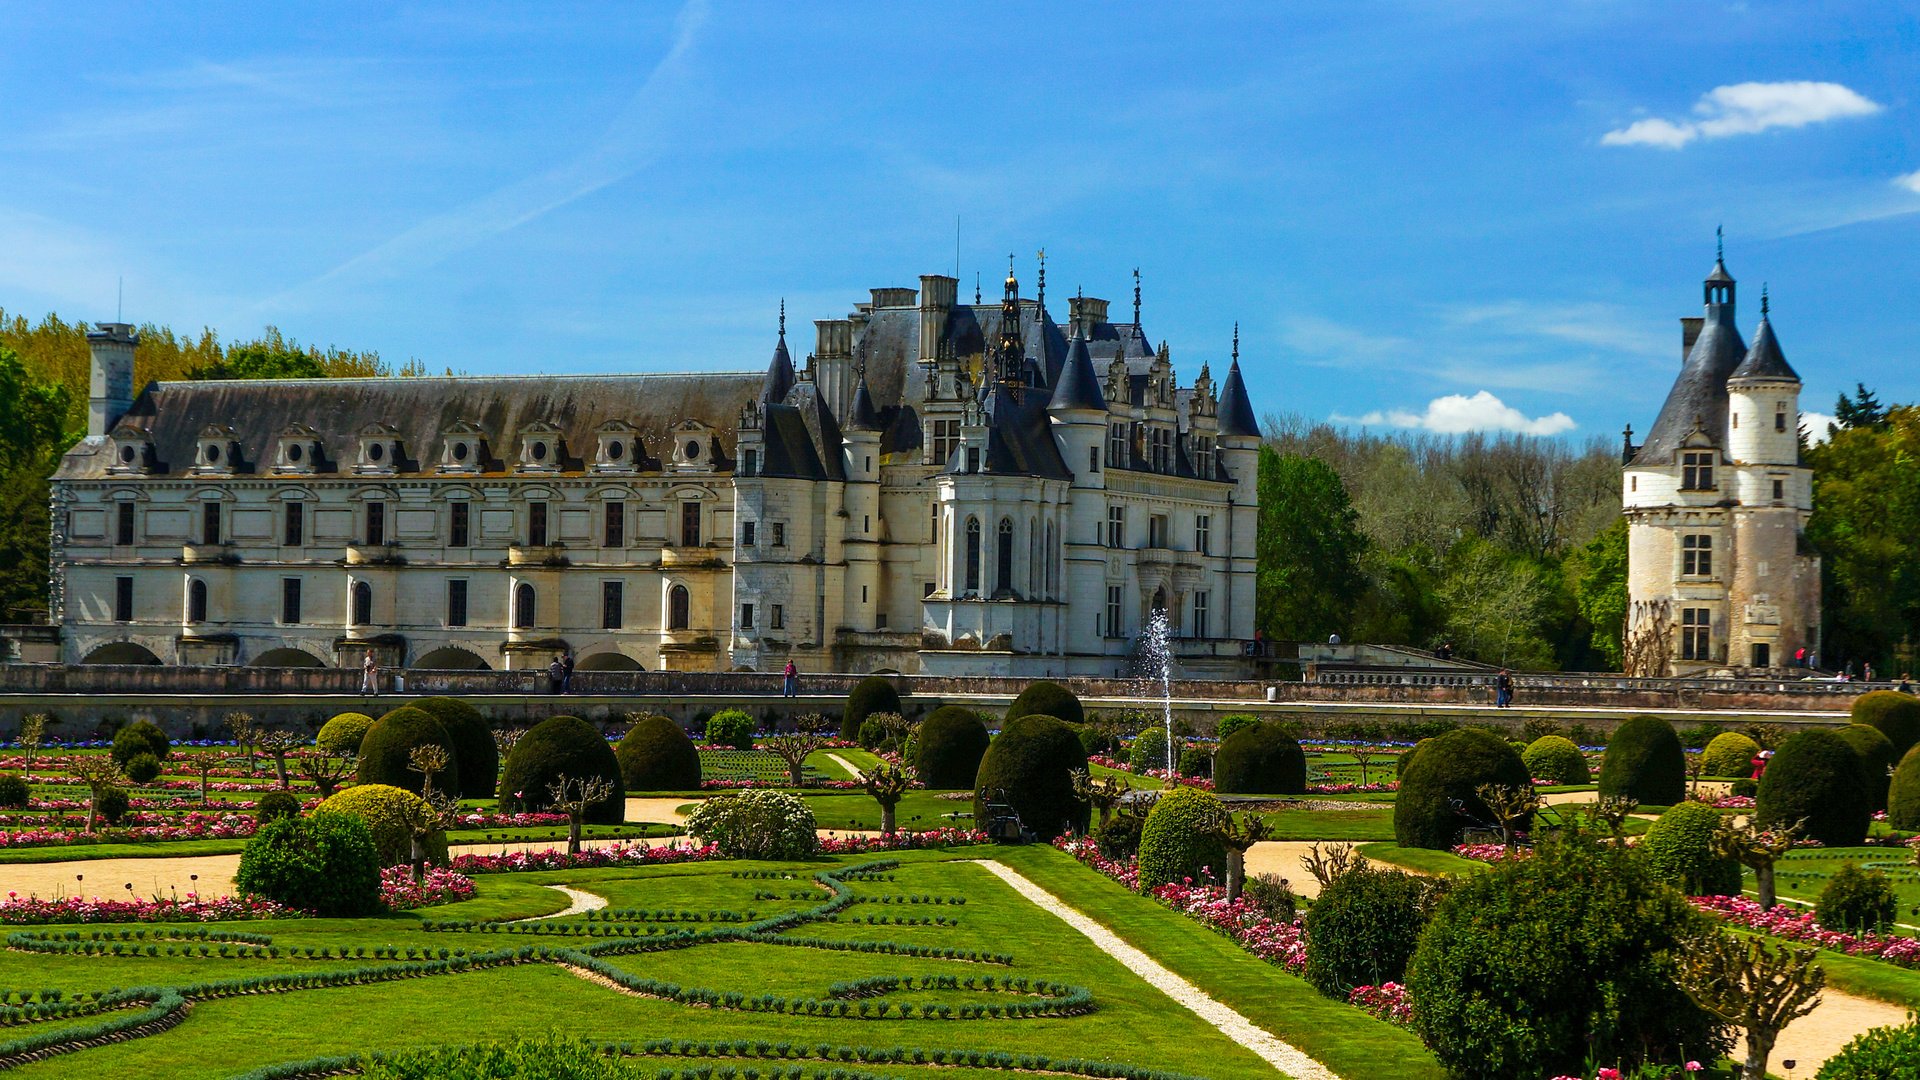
[1251,804,1395,841]
[1354,843,1489,877]
[0,824,678,864]
[1763,846,1920,920]
[793,790,977,832]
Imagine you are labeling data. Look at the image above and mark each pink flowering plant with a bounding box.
[378,866,476,910]
[0,891,293,924]
[1691,894,1920,968]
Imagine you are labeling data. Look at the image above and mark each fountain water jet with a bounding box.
[1133,606,1177,787]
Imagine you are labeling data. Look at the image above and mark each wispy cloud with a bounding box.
[1602,81,1881,149]
[1336,391,1576,436]
[1898,170,1920,195]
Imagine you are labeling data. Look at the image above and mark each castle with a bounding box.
[49,262,1259,677]
[1622,241,1818,676]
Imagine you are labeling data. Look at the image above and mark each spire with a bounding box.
[1232,322,1239,364]
[762,302,796,403]
[779,298,786,338]
[1730,286,1800,384]
[974,272,981,305]
[1216,328,1258,438]
[1035,247,1046,315]
[1761,283,1769,317]
[846,358,882,432]
[1132,267,1142,325]
[995,254,1024,386]
[1049,322,1106,415]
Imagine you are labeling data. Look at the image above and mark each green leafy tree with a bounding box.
[1831,382,1887,432]
[0,347,73,619]
[1564,515,1628,669]
[1806,406,1920,677]
[1255,447,1368,641]
[1435,538,1554,668]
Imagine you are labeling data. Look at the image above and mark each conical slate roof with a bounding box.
[1047,327,1106,413]
[1630,305,1746,467]
[1729,307,1799,384]
[1216,359,1259,437]
[846,370,883,431]
[762,333,795,404]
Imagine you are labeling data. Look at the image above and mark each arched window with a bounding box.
[514,583,536,629]
[1045,522,1058,597]
[996,518,1015,597]
[1028,519,1039,595]
[1151,586,1167,614]
[667,584,690,630]
[350,581,372,626]
[186,579,207,624]
[964,518,981,594]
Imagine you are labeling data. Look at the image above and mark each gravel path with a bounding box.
[824,753,865,780]
[513,884,608,922]
[972,859,1338,1080]
[625,796,699,823]
[1772,985,1909,1072]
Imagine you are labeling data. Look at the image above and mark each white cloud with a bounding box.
[1337,391,1576,436]
[1799,410,1836,445]
[1898,170,1920,195]
[1603,81,1881,149]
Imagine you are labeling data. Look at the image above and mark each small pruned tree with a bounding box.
[226,712,261,775]
[407,744,454,802]
[1303,840,1366,889]
[1071,769,1131,828]
[255,730,305,791]
[1216,811,1275,902]
[864,710,914,747]
[295,748,356,798]
[858,762,915,835]
[68,756,126,834]
[1587,793,1639,845]
[493,728,526,759]
[1713,817,1801,910]
[17,714,49,767]
[762,712,836,788]
[1350,746,1377,788]
[186,751,223,804]
[546,773,615,855]
[1676,930,1824,1079]
[1474,782,1543,851]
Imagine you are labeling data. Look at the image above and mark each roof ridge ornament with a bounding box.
[1132,267,1142,325]
[778,299,786,339]
[1761,283,1769,317]
[1232,321,1239,364]
[1716,224,1723,262]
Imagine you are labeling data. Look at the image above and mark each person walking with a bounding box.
[782,659,798,698]
[560,651,575,694]
[547,655,564,695]
[361,652,379,696]
[1794,646,1807,669]
[1864,661,1875,684]
[1899,673,1914,694]
[1495,669,1513,708]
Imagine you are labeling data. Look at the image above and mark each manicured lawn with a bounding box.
[1252,803,1396,841]
[1761,846,1920,922]
[1355,842,1489,876]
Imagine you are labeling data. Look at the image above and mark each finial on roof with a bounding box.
[779,299,786,338]
[1036,248,1046,310]
[1761,283,1769,317]
[1006,253,1015,289]
[975,272,981,305]
[1232,321,1239,364]
[1716,225,1724,262]
[1132,267,1142,325]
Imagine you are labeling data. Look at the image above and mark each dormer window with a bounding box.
[107,422,155,475]
[670,420,715,472]
[273,423,323,474]
[192,425,240,476]
[355,423,401,476]
[517,420,563,474]
[593,421,641,475]
[438,420,485,475]
[1681,451,1715,491]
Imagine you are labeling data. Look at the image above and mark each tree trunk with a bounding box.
[790,760,805,788]
[199,775,210,805]
[1226,849,1246,901]
[273,755,290,791]
[85,793,97,835]
[315,777,338,798]
[411,834,427,882]
[1744,1028,1777,1079]
[881,803,897,836]
[568,816,583,856]
[1097,806,1112,828]
[1757,863,1778,910]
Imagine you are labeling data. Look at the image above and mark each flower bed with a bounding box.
[0,892,294,925]
[0,813,259,849]
[699,778,864,791]
[1690,894,1920,968]
[378,867,477,910]
[450,828,988,874]
[1449,843,1533,863]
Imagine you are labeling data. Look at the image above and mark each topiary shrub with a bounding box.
[234,811,382,917]
[1596,715,1685,805]
[1730,777,1758,798]
[1213,723,1306,795]
[1890,745,1920,831]
[1638,801,1741,896]
[843,676,902,741]
[1137,788,1228,889]
[498,715,624,824]
[1005,681,1084,728]
[1178,746,1213,779]
[1835,723,1897,813]
[1215,714,1261,742]
[1395,739,1430,778]
[355,707,461,797]
[615,714,701,792]
[1393,728,1531,850]
[1406,831,1732,1079]
[317,712,375,756]
[1127,727,1179,774]
[913,706,990,789]
[318,783,448,866]
[1854,690,1920,758]
[857,714,896,751]
[96,786,130,826]
[1757,729,1872,847]
[122,752,162,784]
[683,790,817,859]
[1816,862,1897,933]
[110,719,169,766]
[704,709,756,750]
[0,775,27,809]
[1815,1017,1920,1080]
[1520,735,1589,785]
[1304,866,1442,997]
[254,790,302,824]
[411,697,498,800]
[1093,814,1143,860]
[1701,731,1763,778]
[972,714,1089,840]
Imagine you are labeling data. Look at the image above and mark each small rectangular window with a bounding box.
[1681,452,1715,491]
[1680,607,1711,660]
[1193,591,1210,639]
[1775,411,1787,433]
[604,501,625,547]
[449,502,470,547]
[447,580,468,627]
[965,447,981,473]
[740,602,755,629]
[284,503,304,546]
[116,502,135,546]
[771,603,785,629]
[1106,506,1126,548]
[1772,479,1784,502]
[1682,534,1713,577]
[863,514,870,533]
[741,520,756,547]
[861,584,869,603]
[923,581,936,598]
[1105,585,1123,638]
[742,448,758,476]
[1148,514,1168,548]
[680,502,701,546]
[1195,514,1211,555]
[201,501,221,545]
[114,576,133,622]
[526,502,546,547]
[281,578,302,624]
[366,502,386,546]
[602,580,623,629]
[1089,446,1100,474]
[772,522,786,547]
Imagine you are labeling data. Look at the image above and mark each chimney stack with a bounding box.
[918,275,957,362]
[87,322,137,437]
[1680,317,1703,363]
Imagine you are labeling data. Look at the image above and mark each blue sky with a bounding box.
[2,1,1915,439]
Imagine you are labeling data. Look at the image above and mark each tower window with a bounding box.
[741,521,756,547]
[964,518,981,594]
[447,580,468,627]
[449,502,470,547]
[772,603,785,629]
[996,518,1015,595]
[116,503,135,546]
[1772,479,1784,502]
[740,602,755,630]
[602,581,623,629]
[772,522,786,547]
[604,501,625,547]
[1682,534,1713,577]
[201,502,221,545]
[742,448,757,476]
[680,502,701,546]
[284,503,304,547]
[1680,607,1711,661]
[526,502,546,547]
[1681,452,1715,491]
[366,502,386,546]
[1775,411,1787,433]
[928,418,960,465]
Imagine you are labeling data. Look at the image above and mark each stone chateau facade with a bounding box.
[1622,243,1818,676]
[50,264,1259,677]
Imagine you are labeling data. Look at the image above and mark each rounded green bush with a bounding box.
[1127,726,1180,774]
[1393,728,1531,850]
[1701,731,1763,779]
[972,714,1089,840]
[1853,690,1920,758]
[110,719,169,766]
[1817,862,1898,933]
[1137,788,1228,889]
[913,706,990,789]
[1597,715,1686,805]
[254,790,303,824]
[1638,801,1741,896]
[704,709,756,750]
[684,790,817,859]
[1520,735,1589,785]
[857,714,896,751]
[122,751,162,784]
[1395,739,1430,778]
[319,783,448,866]
[1304,866,1439,997]
[355,707,461,797]
[411,697,498,800]
[843,676,902,741]
[1835,723,1897,812]
[1889,745,1920,831]
[1215,714,1261,742]
[1005,681,1084,728]
[1815,1017,1920,1080]
[1094,814,1143,860]
[317,712,375,756]
[1406,833,1731,1079]
[615,714,701,792]
[498,715,624,824]
[1076,725,1117,757]
[234,811,382,917]
[1213,723,1307,795]
[96,786,130,825]
[1178,746,1213,779]
[1758,729,1872,847]
[0,775,27,809]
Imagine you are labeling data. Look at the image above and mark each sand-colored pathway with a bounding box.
[1773,986,1910,1073]
[626,796,699,824]
[513,884,608,922]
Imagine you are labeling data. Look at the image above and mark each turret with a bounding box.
[1215,326,1260,503]
[87,322,137,437]
[1726,287,1802,469]
[1048,317,1108,486]
[762,301,796,404]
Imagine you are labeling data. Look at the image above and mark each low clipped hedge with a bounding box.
[1393,728,1530,850]
[1004,681,1084,728]
[1304,866,1440,997]
[412,696,498,800]
[1835,723,1897,812]
[317,712,375,756]
[234,811,382,917]
[913,706,990,789]
[615,714,701,792]
[1596,715,1685,805]
[1213,723,1306,795]
[1701,731,1763,778]
[973,714,1088,839]
[356,707,461,797]
[843,676,903,741]
[1817,863,1897,933]
[1854,690,1920,758]
[254,790,302,824]
[319,784,448,866]
[1890,746,1920,831]
[1520,736,1588,785]
[1757,729,1872,847]
[1137,788,1228,889]
[1638,801,1740,896]
[110,719,169,766]
[498,715,624,824]
[704,709,756,750]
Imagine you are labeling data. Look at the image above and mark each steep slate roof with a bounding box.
[1215,360,1259,438]
[762,333,797,403]
[979,384,1071,480]
[1047,328,1107,413]
[845,371,883,432]
[1729,308,1799,384]
[55,373,762,481]
[841,300,1068,409]
[1630,304,1747,468]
